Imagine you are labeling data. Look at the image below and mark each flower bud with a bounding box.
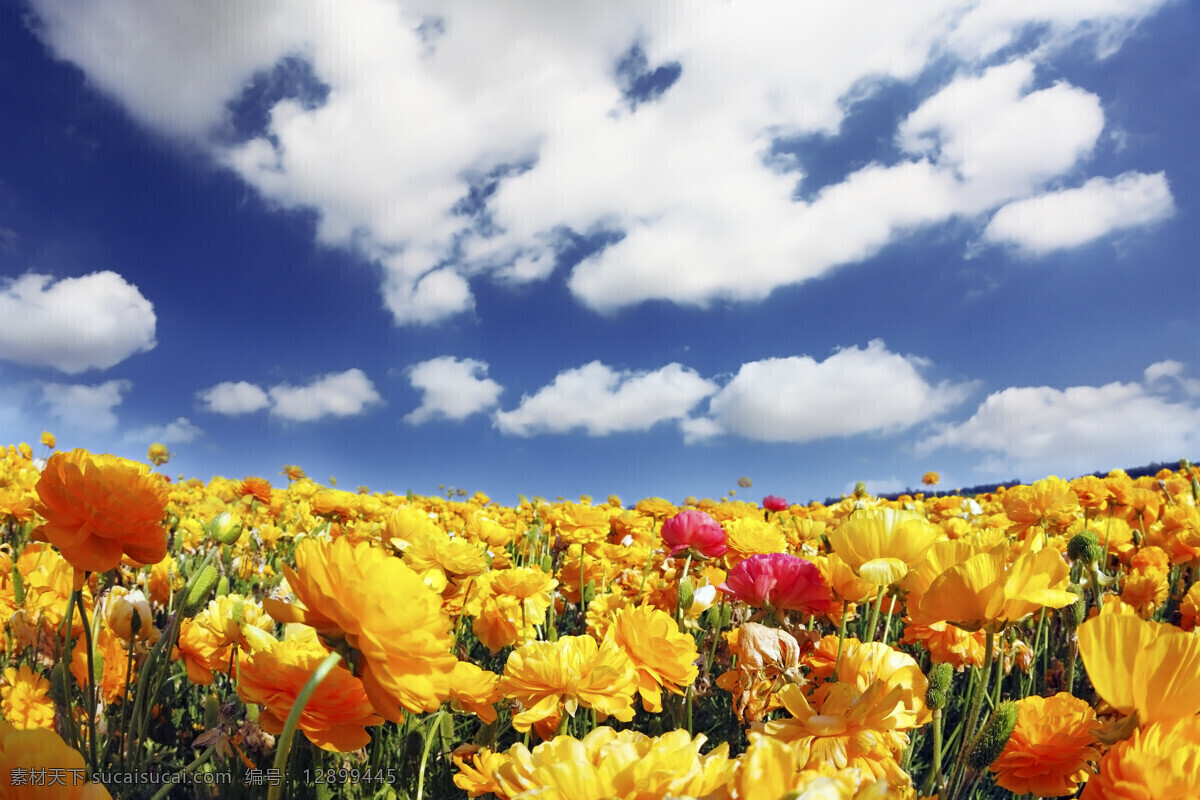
[677,578,695,612]
[203,692,221,729]
[926,662,954,710]
[104,587,153,640]
[1064,587,1087,630]
[208,511,242,545]
[1067,531,1102,564]
[179,564,219,618]
[216,576,230,597]
[969,701,1018,770]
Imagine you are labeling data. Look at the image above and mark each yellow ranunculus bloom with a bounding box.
[604,605,698,712]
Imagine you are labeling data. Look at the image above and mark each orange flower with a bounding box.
[899,620,987,669]
[238,476,273,504]
[448,661,503,723]
[498,635,637,739]
[236,628,383,752]
[990,692,1100,797]
[1003,476,1078,537]
[604,605,698,713]
[1080,716,1200,800]
[1180,581,1200,632]
[0,721,112,799]
[0,490,35,524]
[32,449,169,575]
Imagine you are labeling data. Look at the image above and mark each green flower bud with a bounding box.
[208,511,242,545]
[178,564,219,618]
[215,576,230,597]
[541,554,553,574]
[203,693,221,729]
[48,662,69,708]
[677,578,695,613]
[582,579,596,607]
[719,601,732,629]
[926,662,954,710]
[854,481,867,498]
[1067,531,1102,564]
[968,700,1019,770]
[11,564,23,606]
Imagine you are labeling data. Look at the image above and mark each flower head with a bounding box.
[763,495,789,512]
[990,692,1100,797]
[0,721,112,799]
[605,605,698,713]
[32,449,169,575]
[1080,716,1200,800]
[661,509,728,558]
[718,553,833,616]
[0,666,55,731]
[146,442,169,466]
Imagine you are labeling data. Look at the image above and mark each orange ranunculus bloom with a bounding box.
[1080,716,1200,800]
[498,635,638,740]
[448,661,503,723]
[1077,611,1200,726]
[914,541,1076,633]
[238,476,274,504]
[0,721,112,799]
[236,627,383,752]
[263,537,456,722]
[990,692,1100,797]
[1003,476,1079,536]
[899,620,987,669]
[32,449,169,575]
[604,605,698,713]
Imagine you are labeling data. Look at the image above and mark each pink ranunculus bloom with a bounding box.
[660,509,728,558]
[762,495,789,512]
[717,553,833,615]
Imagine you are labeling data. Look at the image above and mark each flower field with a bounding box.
[0,440,1198,799]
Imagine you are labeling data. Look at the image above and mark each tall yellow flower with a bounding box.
[499,635,638,739]
[263,537,456,722]
[1077,611,1200,726]
[829,508,941,587]
[915,542,1076,632]
[604,605,698,712]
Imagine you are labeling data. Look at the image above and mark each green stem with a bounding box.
[948,628,995,800]
[73,590,100,772]
[149,744,215,800]
[705,599,725,679]
[268,651,343,800]
[921,708,944,797]
[832,604,849,680]
[416,709,446,800]
[675,552,693,629]
[881,592,896,647]
[864,585,885,644]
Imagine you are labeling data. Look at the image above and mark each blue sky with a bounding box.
[2,1,1198,505]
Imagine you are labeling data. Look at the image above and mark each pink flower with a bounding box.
[762,495,789,512]
[661,509,728,558]
[718,553,833,615]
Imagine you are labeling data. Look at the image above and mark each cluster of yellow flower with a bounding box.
[0,437,1197,799]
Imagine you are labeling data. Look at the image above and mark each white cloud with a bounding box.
[26,1,1172,324]
[198,370,382,421]
[981,171,1174,255]
[40,380,131,432]
[1144,360,1200,397]
[495,361,717,437]
[919,370,1200,476]
[267,368,382,422]
[405,356,503,424]
[0,272,156,373]
[690,340,974,443]
[124,416,202,444]
[197,381,271,415]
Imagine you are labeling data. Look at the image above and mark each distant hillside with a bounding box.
[819,458,1196,507]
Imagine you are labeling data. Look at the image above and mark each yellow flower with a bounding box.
[263,537,456,721]
[146,442,169,466]
[1077,612,1200,726]
[486,728,734,800]
[499,635,638,739]
[830,508,942,587]
[990,692,1100,797]
[605,605,698,712]
[1003,476,1078,536]
[915,542,1076,632]
[0,721,112,798]
[552,502,612,545]
[0,666,55,731]
[466,567,557,652]
[1080,716,1200,800]
[723,517,788,567]
[236,628,383,752]
[39,432,55,449]
[921,472,940,487]
[32,449,169,576]
[448,661,503,723]
[101,586,153,641]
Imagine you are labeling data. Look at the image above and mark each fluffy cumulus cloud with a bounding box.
[494,361,717,437]
[197,369,382,422]
[919,366,1200,477]
[405,356,502,424]
[982,171,1174,255]
[26,1,1174,324]
[687,340,974,444]
[197,381,271,415]
[0,272,156,373]
[124,416,202,445]
[40,379,131,432]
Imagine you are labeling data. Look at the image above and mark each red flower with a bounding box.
[762,495,789,512]
[718,553,832,615]
[661,510,728,558]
